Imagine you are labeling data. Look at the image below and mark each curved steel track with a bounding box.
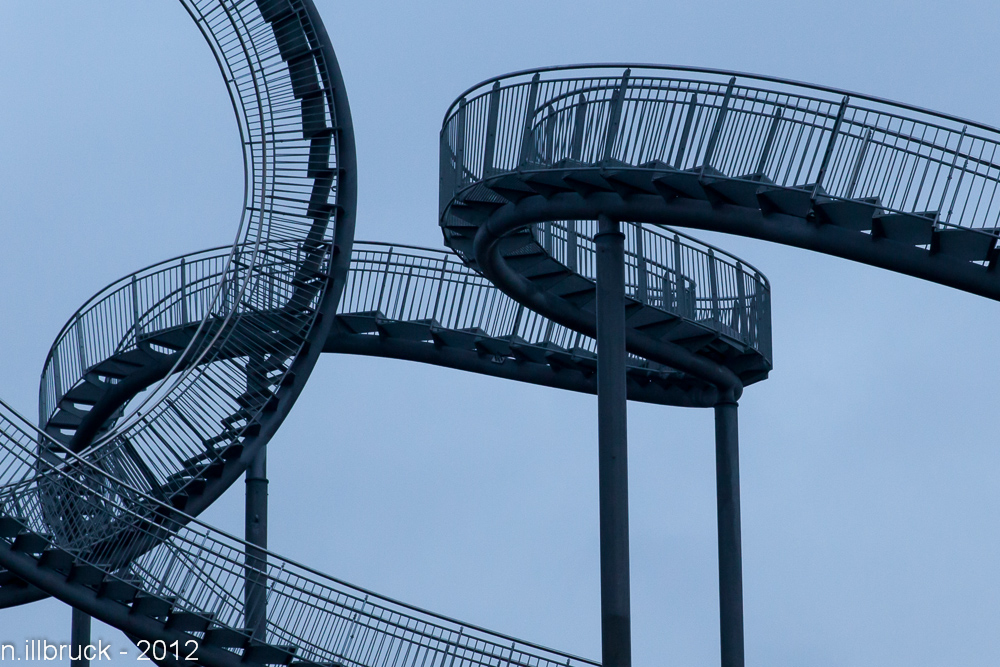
[1,4,994,667]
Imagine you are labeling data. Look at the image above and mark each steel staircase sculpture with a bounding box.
[3,2,996,667]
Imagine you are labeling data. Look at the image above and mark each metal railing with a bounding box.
[442,65,1000,239]
[0,396,597,667]
[529,220,771,361]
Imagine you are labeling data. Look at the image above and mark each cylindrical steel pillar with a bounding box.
[71,607,91,667]
[595,214,631,667]
[245,446,268,640]
[715,398,744,667]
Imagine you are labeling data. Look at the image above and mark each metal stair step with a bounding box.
[90,358,141,380]
[68,563,105,587]
[933,227,997,262]
[272,15,311,62]
[131,593,175,619]
[0,517,28,539]
[12,531,50,554]
[560,169,616,197]
[756,184,816,218]
[62,380,106,406]
[483,174,537,203]
[702,172,774,208]
[143,327,196,351]
[288,54,321,100]
[166,609,216,632]
[873,211,935,245]
[601,165,660,196]
[376,320,434,342]
[256,0,294,23]
[99,578,139,603]
[244,642,297,665]
[814,197,881,231]
[203,626,252,649]
[335,312,381,335]
[651,166,719,201]
[38,548,74,574]
[0,570,27,587]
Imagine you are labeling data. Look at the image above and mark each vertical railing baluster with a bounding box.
[813,96,850,197]
[454,98,467,193]
[432,257,448,323]
[180,257,189,325]
[483,82,501,177]
[75,314,87,373]
[708,249,721,323]
[602,68,631,161]
[946,158,970,225]
[936,126,968,224]
[519,73,541,165]
[735,262,748,339]
[567,220,578,272]
[131,274,141,342]
[570,94,588,161]
[674,92,699,169]
[846,128,872,199]
[701,77,736,174]
[635,226,648,303]
[755,105,783,175]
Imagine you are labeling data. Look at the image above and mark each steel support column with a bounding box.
[71,607,91,667]
[245,446,268,640]
[715,398,744,667]
[595,214,631,667]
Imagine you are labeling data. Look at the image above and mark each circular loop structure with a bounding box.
[3,6,996,667]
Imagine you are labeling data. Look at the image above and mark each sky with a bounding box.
[1,1,1000,665]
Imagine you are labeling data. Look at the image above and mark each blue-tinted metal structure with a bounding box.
[1,4,996,667]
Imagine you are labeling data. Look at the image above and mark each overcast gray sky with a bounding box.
[1,1,1000,665]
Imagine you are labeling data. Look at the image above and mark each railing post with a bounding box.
[846,128,872,199]
[634,225,648,304]
[454,98,467,193]
[483,82,501,177]
[936,125,968,224]
[131,274,141,342]
[945,158,970,226]
[180,256,188,325]
[567,220,579,272]
[755,106,783,176]
[735,263,748,338]
[519,73,541,165]
[672,234,684,312]
[813,96,849,198]
[75,315,87,372]
[673,93,699,169]
[708,249,721,323]
[376,248,393,312]
[602,69,631,162]
[52,352,62,402]
[701,77,736,175]
[595,214,632,667]
[432,257,448,323]
[570,94,589,162]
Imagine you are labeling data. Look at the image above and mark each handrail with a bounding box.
[442,65,1000,237]
[444,63,1000,136]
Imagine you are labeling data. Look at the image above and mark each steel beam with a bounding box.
[245,446,268,640]
[715,398,744,667]
[71,607,91,667]
[595,214,632,667]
